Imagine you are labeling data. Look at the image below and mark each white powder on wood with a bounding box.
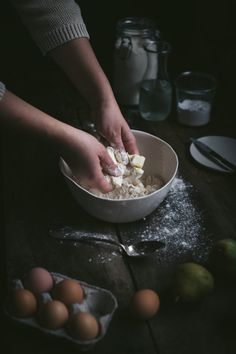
[125,176,213,263]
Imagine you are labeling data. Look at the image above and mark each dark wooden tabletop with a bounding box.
[1,85,236,354]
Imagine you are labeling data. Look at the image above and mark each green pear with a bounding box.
[173,262,214,303]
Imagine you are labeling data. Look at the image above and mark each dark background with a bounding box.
[0,0,236,113]
[0,2,236,351]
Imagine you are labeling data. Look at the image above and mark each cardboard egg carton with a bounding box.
[5,272,118,351]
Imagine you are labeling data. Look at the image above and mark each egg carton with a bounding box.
[5,272,118,351]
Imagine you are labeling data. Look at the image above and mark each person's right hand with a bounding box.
[0,91,118,193]
[58,126,119,193]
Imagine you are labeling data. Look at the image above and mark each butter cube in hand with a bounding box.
[117,163,126,176]
[111,175,123,187]
[132,167,144,177]
[129,154,145,168]
[114,149,129,165]
[106,147,117,164]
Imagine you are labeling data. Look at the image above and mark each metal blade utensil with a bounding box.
[190,138,236,172]
[49,225,165,258]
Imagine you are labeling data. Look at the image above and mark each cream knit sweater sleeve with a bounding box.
[11,0,90,55]
[1,1,90,100]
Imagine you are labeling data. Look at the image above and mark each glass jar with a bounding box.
[175,71,217,126]
[113,17,159,106]
[139,40,172,121]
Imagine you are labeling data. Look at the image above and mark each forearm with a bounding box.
[0,90,118,193]
[8,0,138,154]
[0,90,74,150]
[10,1,117,111]
[50,38,117,110]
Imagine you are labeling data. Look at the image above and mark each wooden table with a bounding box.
[1,92,236,354]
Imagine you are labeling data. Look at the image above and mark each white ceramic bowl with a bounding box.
[59,130,178,223]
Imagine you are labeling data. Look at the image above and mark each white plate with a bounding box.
[190,135,236,172]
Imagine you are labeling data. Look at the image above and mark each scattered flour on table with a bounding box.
[128,176,213,263]
[88,251,119,264]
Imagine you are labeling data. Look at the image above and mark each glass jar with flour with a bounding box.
[113,17,159,106]
[175,71,217,126]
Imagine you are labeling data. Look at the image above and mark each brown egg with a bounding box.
[68,312,100,341]
[130,289,160,320]
[39,300,69,330]
[24,267,53,294]
[53,279,84,305]
[11,288,37,318]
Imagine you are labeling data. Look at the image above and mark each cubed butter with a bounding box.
[117,163,126,176]
[111,176,123,187]
[132,167,144,177]
[106,147,117,164]
[115,149,129,165]
[129,154,145,168]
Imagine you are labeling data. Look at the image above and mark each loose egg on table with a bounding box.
[130,289,160,320]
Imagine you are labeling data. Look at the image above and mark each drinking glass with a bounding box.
[175,71,217,126]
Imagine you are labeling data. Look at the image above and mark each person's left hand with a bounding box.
[91,100,139,154]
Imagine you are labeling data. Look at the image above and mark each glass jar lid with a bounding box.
[116,17,156,36]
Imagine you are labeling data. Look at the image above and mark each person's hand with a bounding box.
[91,100,139,155]
[50,38,138,155]
[59,126,119,193]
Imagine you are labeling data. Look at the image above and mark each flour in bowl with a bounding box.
[90,147,163,199]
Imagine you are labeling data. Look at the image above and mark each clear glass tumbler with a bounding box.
[175,71,217,126]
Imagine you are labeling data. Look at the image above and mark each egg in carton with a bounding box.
[5,272,118,351]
